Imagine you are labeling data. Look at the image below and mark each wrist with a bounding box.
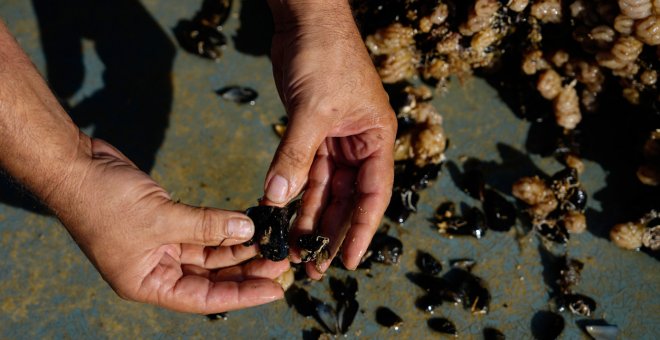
[267,0,352,31]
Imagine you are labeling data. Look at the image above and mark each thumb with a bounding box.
[264,115,326,205]
[160,202,255,246]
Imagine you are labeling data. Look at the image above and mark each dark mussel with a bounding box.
[216,86,258,104]
[434,204,486,239]
[385,188,419,223]
[386,161,442,223]
[550,168,579,190]
[531,311,565,340]
[415,294,443,313]
[416,251,443,276]
[173,20,226,60]
[336,299,359,334]
[557,293,597,317]
[444,268,491,314]
[298,234,330,263]
[375,307,403,331]
[205,312,227,321]
[462,169,486,200]
[483,189,516,232]
[563,187,587,212]
[483,327,505,340]
[285,285,315,317]
[329,276,358,303]
[194,0,232,27]
[244,200,300,261]
[367,232,403,265]
[427,317,457,336]
[406,273,462,305]
[536,220,569,244]
[314,301,339,335]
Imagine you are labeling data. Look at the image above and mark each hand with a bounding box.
[265,1,397,279]
[53,139,288,313]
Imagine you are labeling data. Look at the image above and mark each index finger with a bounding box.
[340,149,394,270]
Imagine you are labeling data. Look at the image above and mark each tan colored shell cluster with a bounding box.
[356,0,659,181]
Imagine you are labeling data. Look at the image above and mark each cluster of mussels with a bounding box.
[287,276,360,337]
[512,167,588,244]
[385,84,448,223]
[173,0,231,61]
[354,0,660,186]
[243,200,331,269]
[407,253,501,337]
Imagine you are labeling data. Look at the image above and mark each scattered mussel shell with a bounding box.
[531,311,564,340]
[367,232,403,265]
[244,200,300,261]
[385,188,419,223]
[336,299,359,334]
[205,312,227,321]
[462,169,486,200]
[375,307,403,331]
[427,317,457,336]
[173,20,226,60]
[446,268,491,314]
[329,276,358,303]
[416,251,443,276]
[298,234,330,263]
[314,301,339,335]
[579,321,619,340]
[216,86,258,104]
[415,294,443,313]
[285,285,315,317]
[434,204,486,239]
[483,327,505,340]
[483,189,516,232]
[557,293,597,317]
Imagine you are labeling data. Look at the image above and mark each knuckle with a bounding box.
[277,144,309,169]
[197,208,224,244]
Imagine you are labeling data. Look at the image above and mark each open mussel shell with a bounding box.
[314,301,339,335]
[216,86,258,104]
[337,299,359,334]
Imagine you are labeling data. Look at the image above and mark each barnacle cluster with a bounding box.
[512,168,588,243]
[357,0,659,127]
[610,209,659,250]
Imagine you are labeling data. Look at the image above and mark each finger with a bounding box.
[158,202,254,246]
[341,150,394,270]
[263,114,328,206]
[180,243,258,269]
[306,167,357,279]
[289,143,334,263]
[161,276,284,314]
[213,258,291,282]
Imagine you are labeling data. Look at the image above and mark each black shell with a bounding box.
[462,169,486,200]
[415,294,443,313]
[483,327,505,340]
[368,233,403,265]
[216,86,258,104]
[385,188,419,223]
[375,307,403,330]
[427,317,457,335]
[531,311,565,340]
[173,20,226,60]
[244,200,300,261]
[314,301,339,335]
[483,189,516,232]
[337,299,358,334]
[416,251,443,276]
[537,220,569,244]
[329,276,358,303]
[564,187,588,212]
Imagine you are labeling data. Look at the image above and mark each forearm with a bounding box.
[0,20,90,209]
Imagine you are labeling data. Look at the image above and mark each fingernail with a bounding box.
[266,175,289,203]
[228,218,254,239]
